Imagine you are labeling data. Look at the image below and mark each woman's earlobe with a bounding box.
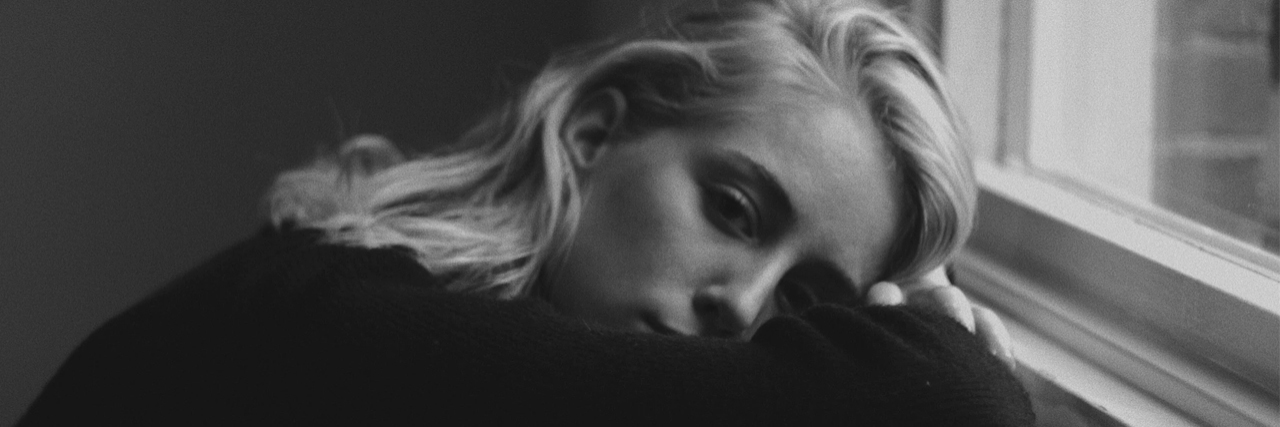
[563,88,626,168]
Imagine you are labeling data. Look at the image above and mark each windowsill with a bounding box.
[955,161,1280,427]
[973,162,1280,307]
[958,252,1197,427]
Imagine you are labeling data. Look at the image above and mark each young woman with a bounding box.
[20,0,1033,425]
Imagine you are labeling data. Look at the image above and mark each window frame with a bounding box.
[937,1,1280,426]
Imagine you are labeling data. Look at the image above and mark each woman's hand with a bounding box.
[864,266,1016,370]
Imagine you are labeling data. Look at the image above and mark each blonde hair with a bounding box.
[267,0,974,298]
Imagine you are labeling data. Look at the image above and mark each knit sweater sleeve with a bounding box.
[19,229,1034,426]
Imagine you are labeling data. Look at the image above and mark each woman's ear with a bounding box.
[562,88,626,169]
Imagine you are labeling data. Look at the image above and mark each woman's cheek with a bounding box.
[638,169,727,284]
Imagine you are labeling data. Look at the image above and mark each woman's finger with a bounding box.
[974,306,1016,370]
[898,266,952,295]
[910,286,975,332]
[865,282,905,306]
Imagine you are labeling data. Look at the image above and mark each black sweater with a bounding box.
[19,227,1033,426]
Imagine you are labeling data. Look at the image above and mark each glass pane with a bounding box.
[1154,0,1279,254]
[1024,0,1279,256]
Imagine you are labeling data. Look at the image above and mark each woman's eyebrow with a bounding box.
[714,148,796,229]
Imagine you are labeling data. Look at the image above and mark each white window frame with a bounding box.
[939,1,1280,426]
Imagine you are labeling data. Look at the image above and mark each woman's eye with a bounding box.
[704,184,760,241]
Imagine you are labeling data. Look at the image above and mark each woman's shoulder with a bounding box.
[18,226,460,425]
[149,224,437,304]
[83,224,454,363]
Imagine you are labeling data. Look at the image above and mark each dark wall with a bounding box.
[0,0,614,423]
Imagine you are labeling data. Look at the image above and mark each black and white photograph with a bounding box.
[2,0,1276,425]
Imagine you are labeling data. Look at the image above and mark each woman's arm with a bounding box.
[19,229,1033,426]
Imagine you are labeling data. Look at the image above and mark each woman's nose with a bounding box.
[692,260,788,338]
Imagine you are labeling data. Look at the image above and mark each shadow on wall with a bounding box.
[0,0,692,424]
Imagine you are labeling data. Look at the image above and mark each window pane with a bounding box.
[1155,0,1279,254]
[1024,0,1279,256]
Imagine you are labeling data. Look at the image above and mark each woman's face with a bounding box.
[548,105,903,338]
